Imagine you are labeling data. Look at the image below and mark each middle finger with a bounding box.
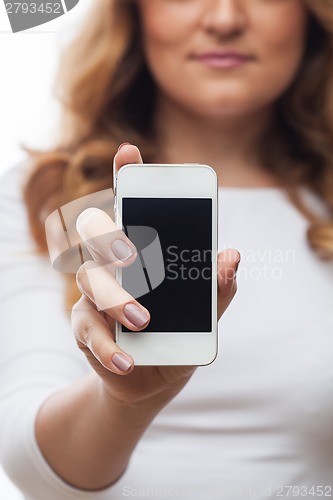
[76,260,151,331]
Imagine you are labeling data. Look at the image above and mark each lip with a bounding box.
[192,51,254,69]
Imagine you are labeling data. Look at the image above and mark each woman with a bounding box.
[0,0,333,498]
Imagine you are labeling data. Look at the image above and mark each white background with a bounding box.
[0,0,92,177]
[0,1,92,496]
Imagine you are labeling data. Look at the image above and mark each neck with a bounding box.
[152,93,281,188]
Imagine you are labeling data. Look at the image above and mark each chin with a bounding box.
[188,98,257,120]
[181,85,253,111]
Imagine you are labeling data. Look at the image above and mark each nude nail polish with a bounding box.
[123,303,149,328]
[112,353,132,372]
[111,239,134,261]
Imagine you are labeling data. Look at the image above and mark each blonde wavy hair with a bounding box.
[23,0,333,312]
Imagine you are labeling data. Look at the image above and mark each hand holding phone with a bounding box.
[74,144,240,397]
[114,161,218,365]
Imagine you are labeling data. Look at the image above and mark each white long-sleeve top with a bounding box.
[0,163,333,500]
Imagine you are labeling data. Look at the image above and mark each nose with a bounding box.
[201,0,247,38]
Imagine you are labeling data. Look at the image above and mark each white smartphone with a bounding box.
[114,164,218,366]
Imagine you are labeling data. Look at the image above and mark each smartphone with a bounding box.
[114,164,218,366]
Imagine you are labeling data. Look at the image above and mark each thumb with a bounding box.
[217,248,240,319]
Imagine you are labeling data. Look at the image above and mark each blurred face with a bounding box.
[137,0,309,119]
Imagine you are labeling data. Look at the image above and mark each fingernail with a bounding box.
[123,303,149,328]
[112,353,132,372]
[117,142,131,152]
[111,239,134,261]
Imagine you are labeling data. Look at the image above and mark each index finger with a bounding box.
[76,207,138,267]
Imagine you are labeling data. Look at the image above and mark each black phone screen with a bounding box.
[121,198,212,333]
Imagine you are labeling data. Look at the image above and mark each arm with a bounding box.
[0,165,132,499]
[0,152,239,497]
[35,371,182,491]
[34,145,239,490]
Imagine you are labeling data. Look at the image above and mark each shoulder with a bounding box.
[0,161,37,252]
[0,161,32,214]
[298,185,332,221]
[0,161,31,198]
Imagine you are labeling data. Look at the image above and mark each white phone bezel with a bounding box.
[114,164,218,366]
